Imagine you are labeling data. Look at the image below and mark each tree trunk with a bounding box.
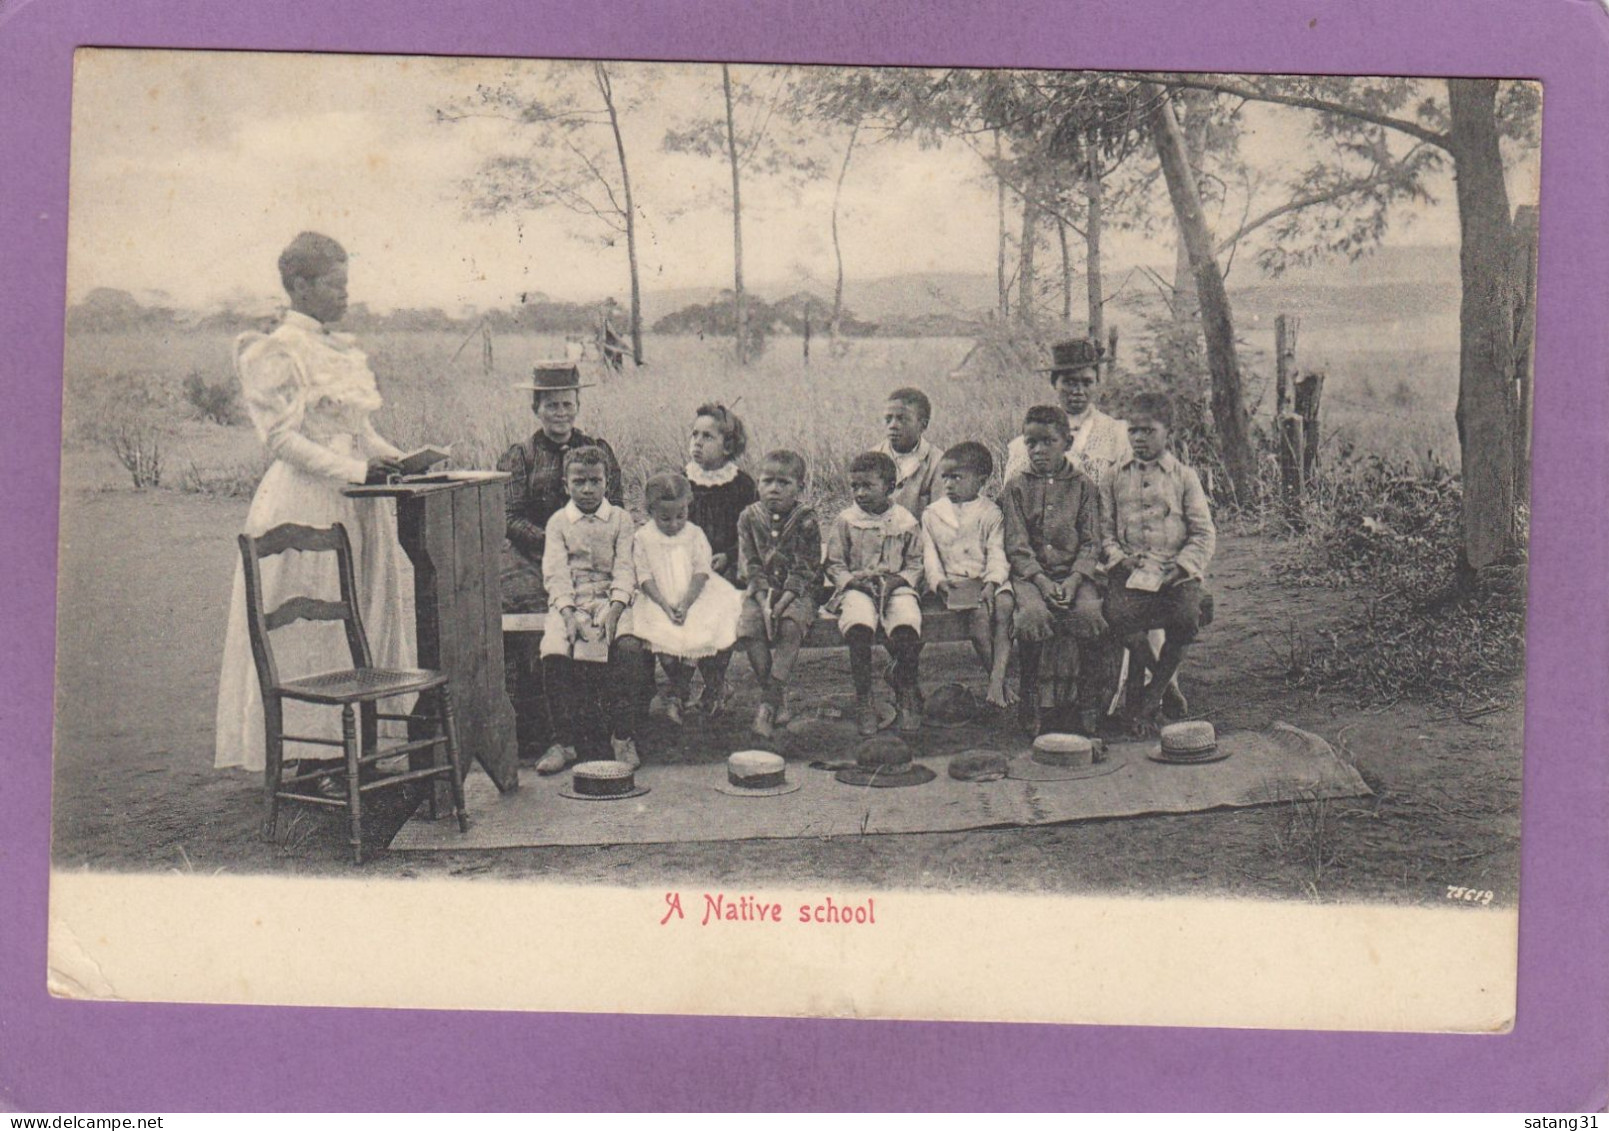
[1084,147,1105,346]
[1018,189,1039,325]
[995,130,1009,319]
[830,121,859,339]
[1057,216,1073,323]
[1146,85,1256,502]
[1447,77,1517,570]
[722,65,748,365]
[1170,89,1212,329]
[596,64,643,365]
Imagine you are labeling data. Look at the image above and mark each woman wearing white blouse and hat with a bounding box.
[214,232,416,794]
[1001,338,1131,488]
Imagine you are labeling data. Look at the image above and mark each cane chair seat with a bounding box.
[280,667,447,704]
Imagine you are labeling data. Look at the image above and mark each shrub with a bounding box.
[107,423,163,489]
[1275,452,1527,705]
[182,370,244,426]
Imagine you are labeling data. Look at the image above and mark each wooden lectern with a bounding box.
[346,473,519,802]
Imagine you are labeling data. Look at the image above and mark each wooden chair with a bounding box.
[239,522,468,864]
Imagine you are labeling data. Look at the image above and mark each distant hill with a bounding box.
[67,244,1463,338]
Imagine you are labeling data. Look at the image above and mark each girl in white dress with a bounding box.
[214,232,416,789]
[631,473,742,714]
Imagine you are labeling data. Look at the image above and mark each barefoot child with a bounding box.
[537,446,646,773]
[680,402,758,719]
[1100,392,1216,727]
[825,451,925,735]
[922,441,1015,707]
[632,472,744,725]
[1003,405,1108,736]
[736,450,822,739]
[876,387,945,521]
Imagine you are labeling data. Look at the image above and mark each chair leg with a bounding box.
[438,686,470,834]
[342,703,364,865]
[263,701,284,842]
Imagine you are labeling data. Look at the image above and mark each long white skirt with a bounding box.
[214,459,415,771]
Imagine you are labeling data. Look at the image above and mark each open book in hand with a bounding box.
[1125,562,1167,592]
[393,445,452,477]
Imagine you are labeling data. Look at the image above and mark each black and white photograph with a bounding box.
[48,49,1536,1029]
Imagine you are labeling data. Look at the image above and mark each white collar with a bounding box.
[563,498,615,523]
[282,310,328,334]
[881,437,933,474]
[845,503,908,530]
[685,460,740,487]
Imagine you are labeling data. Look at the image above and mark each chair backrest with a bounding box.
[237,522,373,696]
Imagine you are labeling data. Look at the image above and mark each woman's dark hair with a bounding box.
[277,231,347,292]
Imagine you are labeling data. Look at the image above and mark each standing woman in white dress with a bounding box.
[214,232,415,790]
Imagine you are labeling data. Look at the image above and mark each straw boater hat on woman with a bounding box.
[1008,732,1126,782]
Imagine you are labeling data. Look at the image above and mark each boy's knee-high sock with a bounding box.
[888,625,922,690]
[697,649,732,692]
[608,640,642,740]
[846,626,875,696]
[540,655,577,748]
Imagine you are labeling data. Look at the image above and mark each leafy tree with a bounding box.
[440,60,648,365]
[1140,73,1541,570]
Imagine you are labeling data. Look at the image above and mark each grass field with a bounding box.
[61,322,1462,509]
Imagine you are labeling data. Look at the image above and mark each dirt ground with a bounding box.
[50,466,1524,907]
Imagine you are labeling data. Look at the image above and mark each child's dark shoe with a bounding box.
[695,682,729,720]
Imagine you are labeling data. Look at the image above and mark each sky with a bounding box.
[65,50,1541,314]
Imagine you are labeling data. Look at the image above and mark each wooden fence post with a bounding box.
[1295,371,1326,482]
[1274,314,1306,523]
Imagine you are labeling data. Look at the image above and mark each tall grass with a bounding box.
[62,326,1463,512]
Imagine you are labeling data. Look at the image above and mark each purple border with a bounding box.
[3,0,1606,1112]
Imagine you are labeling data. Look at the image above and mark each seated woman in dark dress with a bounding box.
[498,362,624,760]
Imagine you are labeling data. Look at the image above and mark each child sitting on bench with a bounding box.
[825,451,925,736]
[1003,405,1107,736]
[536,445,645,773]
[1100,392,1216,728]
[921,441,1015,708]
[736,450,823,739]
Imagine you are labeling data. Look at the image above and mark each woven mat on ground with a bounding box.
[391,722,1368,850]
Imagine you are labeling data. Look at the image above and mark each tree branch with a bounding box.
[1138,73,1450,150]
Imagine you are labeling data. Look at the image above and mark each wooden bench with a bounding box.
[502,597,978,648]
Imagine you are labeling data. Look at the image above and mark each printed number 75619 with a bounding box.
[1446,885,1495,905]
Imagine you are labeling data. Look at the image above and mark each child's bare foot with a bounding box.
[1162,682,1189,719]
[985,677,1010,709]
[664,697,685,727]
[773,688,793,727]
